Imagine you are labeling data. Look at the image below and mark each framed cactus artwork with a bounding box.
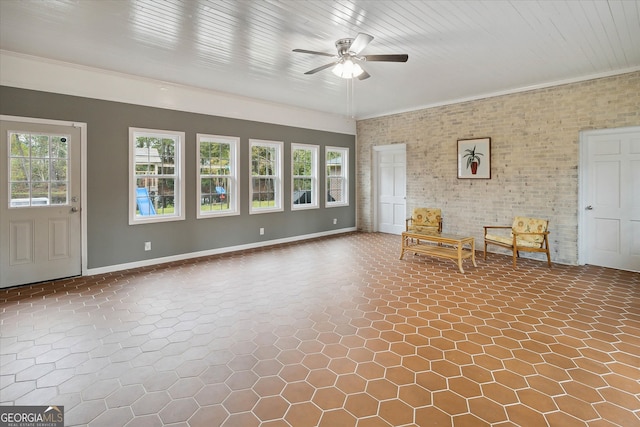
[457,137,491,179]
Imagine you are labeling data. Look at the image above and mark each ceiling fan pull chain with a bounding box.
[347,79,352,118]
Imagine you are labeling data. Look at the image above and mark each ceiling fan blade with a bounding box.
[293,48,335,57]
[349,33,374,55]
[363,54,409,62]
[357,69,371,80]
[304,61,337,75]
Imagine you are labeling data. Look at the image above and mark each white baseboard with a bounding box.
[86,227,357,276]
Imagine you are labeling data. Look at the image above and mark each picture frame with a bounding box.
[457,137,491,179]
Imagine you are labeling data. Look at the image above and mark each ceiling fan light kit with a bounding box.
[293,33,408,80]
[332,58,364,79]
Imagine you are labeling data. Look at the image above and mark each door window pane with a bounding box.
[8,132,69,207]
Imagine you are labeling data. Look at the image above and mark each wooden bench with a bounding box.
[400,231,477,274]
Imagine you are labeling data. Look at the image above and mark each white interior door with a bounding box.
[375,145,406,234]
[1,120,82,287]
[581,126,640,272]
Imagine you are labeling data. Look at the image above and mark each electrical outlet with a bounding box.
[144,241,151,251]
[259,228,265,235]
[333,218,337,225]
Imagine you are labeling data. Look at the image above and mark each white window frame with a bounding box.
[129,127,185,225]
[249,139,283,214]
[291,143,319,211]
[325,146,349,207]
[196,134,240,219]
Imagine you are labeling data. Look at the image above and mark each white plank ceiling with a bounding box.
[1,0,639,119]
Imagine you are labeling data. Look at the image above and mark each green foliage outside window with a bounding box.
[293,148,313,192]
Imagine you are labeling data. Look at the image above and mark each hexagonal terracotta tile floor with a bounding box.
[1,232,639,426]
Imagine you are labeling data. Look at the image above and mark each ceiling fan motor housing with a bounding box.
[335,38,354,56]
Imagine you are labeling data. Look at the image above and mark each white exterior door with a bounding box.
[375,145,406,234]
[1,119,82,287]
[581,126,640,272]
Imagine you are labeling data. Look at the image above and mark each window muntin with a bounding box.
[8,132,69,207]
[326,146,349,206]
[291,143,319,210]
[197,134,239,218]
[129,128,185,224]
[250,139,283,214]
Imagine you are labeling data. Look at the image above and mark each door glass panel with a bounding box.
[8,132,69,207]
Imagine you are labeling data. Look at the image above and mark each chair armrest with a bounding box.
[483,225,511,232]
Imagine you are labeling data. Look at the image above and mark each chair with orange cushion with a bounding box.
[484,216,551,267]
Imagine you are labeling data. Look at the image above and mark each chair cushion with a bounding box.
[485,233,543,248]
[408,225,440,234]
[411,208,441,227]
[511,217,548,245]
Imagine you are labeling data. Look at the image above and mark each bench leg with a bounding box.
[471,239,477,267]
[457,243,465,274]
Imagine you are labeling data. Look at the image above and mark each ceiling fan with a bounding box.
[293,33,408,80]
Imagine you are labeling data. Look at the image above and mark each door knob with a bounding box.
[70,207,79,213]
[585,205,593,210]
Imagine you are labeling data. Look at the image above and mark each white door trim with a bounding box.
[372,144,406,233]
[1,115,87,277]
[578,125,640,266]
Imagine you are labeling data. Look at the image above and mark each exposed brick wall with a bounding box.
[356,71,640,265]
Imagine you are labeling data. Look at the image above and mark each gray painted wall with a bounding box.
[1,86,356,269]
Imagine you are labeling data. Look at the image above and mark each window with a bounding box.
[129,128,185,224]
[326,146,349,206]
[250,139,283,214]
[291,143,319,210]
[197,134,239,218]
[8,132,69,208]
